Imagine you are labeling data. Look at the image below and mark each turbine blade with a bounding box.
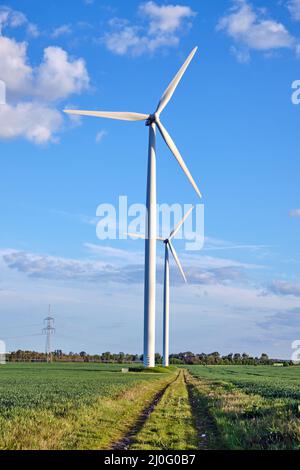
[156,47,198,115]
[169,206,194,240]
[168,241,187,283]
[64,110,149,121]
[156,120,202,198]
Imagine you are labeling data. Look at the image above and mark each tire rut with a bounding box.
[110,371,180,450]
[184,370,222,450]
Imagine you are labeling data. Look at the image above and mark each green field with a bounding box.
[187,365,300,399]
[0,363,300,450]
[0,362,147,413]
[0,363,171,449]
[186,365,300,450]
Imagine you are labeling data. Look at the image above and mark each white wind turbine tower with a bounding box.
[161,206,193,367]
[128,206,194,367]
[64,47,201,368]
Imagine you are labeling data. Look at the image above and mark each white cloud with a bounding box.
[26,23,40,38]
[139,1,196,34]
[289,208,300,218]
[0,35,89,143]
[95,129,107,143]
[0,7,10,33]
[52,24,72,38]
[2,250,110,281]
[204,236,271,252]
[268,280,300,297]
[35,46,89,101]
[103,1,196,56]
[0,102,62,144]
[0,5,26,33]
[2,248,146,283]
[288,0,300,21]
[84,243,144,264]
[1,244,262,287]
[104,23,144,56]
[0,36,32,95]
[258,308,300,330]
[0,5,39,37]
[217,0,296,61]
[182,252,262,271]
[8,10,27,28]
[0,42,87,102]
[105,25,179,56]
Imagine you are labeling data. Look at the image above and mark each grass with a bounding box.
[130,370,198,450]
[186,365,300,450]
[186,365,300,400]
[2,363,300,450]
[0,362,175,449]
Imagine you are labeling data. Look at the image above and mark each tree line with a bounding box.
[6,350,293,365]
[169,351,293,366]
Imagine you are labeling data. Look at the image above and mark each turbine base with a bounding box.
[143,356,155,368]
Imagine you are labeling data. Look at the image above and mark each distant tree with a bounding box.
[233,353,241,363]
[180,352,195,364]
[155,353,162,364]
[170,357,184,365]
[7,349,286,366]
[118,352,125,363]
[102,351,112,362]
[209,352,221,365]
[260,353,270,364]
[53,350,63,358]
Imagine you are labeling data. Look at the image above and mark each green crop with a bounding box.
[186,365,300,400]
[0,362,160,418]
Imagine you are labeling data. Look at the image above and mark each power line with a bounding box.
[0,323,43,332]
[1,333,43,340]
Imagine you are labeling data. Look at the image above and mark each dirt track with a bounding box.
[110,369,216,450]
[111,371,180,450]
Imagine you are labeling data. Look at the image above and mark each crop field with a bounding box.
[0,363,299,450]
[0,363,171,450]
[186,365,300,450]
[187,365,300,399]
[0,363,147,412]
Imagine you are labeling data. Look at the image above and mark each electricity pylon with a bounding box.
[42,305,55,363]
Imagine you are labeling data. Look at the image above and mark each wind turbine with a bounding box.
[128,206,193,367]
[64,47,201,368]
[160,207,193,367]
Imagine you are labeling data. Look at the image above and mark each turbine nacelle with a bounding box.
[145,113,159,126]
[127,206,193,284]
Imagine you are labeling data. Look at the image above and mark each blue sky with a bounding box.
[0,0,300,358]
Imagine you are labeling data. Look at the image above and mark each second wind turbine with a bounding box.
[64,47,201,368]
[128,206,194,367]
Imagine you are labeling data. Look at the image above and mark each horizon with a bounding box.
[4,348,288,359]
